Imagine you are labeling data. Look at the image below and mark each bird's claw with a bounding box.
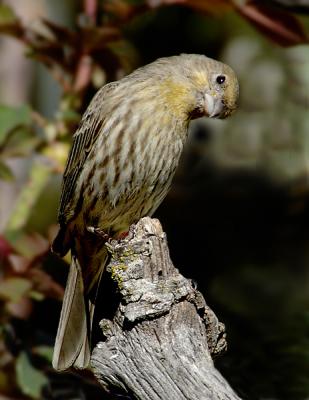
[86,226,110,241]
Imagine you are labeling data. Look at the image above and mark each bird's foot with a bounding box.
[87,227,130,244]
[86,226,110,241]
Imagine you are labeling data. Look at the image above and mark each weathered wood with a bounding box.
[91,217,241,400]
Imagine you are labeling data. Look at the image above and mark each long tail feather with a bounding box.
[52,256,90,370]
[53,244,109,371]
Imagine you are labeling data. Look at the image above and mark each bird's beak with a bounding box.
[204,94,225,118]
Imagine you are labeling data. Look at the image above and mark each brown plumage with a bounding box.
[52,54,239,370]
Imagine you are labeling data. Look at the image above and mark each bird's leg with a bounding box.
[86,226,111,241]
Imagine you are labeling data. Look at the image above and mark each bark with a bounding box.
[91,217,241,400]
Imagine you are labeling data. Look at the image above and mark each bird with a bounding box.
[52,53,239,371]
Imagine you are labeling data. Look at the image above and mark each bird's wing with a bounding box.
[58,81,119,225]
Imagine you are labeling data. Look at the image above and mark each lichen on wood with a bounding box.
[91,217,241,400]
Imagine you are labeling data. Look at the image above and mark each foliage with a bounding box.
[0,0,308,399]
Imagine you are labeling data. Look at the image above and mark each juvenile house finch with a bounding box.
[52,54,239,370]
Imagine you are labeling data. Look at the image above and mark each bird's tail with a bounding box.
[52,248,108,371]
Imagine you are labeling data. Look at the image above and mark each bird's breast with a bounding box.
[74,105,188,233]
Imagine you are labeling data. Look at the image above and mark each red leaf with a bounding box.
[27,268,64,300]
[103,0,140,20]
[236,1,308,46]
[41,19,77,47]
[6,297,33,319]
[0,235,12,260]
[80,26,121,52]
[73,55,93,93]
[147,0,232,13]
[8,254,30,274]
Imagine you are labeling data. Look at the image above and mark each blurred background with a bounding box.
[0,0,309,399]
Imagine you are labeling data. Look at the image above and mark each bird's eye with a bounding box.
[216,75,226,85]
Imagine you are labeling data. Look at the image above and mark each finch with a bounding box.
[52,54,239,370]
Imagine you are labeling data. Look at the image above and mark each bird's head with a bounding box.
[187,59,239,120]
[150,54,239,121]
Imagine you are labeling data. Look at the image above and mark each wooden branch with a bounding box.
[91,217,241,400]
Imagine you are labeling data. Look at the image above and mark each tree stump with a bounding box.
[91,217,241,400]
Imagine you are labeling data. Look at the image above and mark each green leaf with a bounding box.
[1,127,40,158]
[0,4,18,25]
[29,290,44,301]
[33,345,53,364]
[6,232,48,259]
[57,108,80,123]
[5,160,53,233]
[0,4,24,38]
[0,160,14,181]
[0,104,31,146]
[16,352,48,399]
[107,39,139,72]
[0,277,32,302]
